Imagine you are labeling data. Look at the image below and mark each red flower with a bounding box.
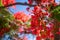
[53,3,57,7]
[38,25,43,30]
[14,12,30,22]
[28,0,32,4]
[50,34,54,38]
[36,36,41,40]
[2,0,16,8]
[2,0,15,6]
[31,15,39,27]
[0,31,4,37]
[33,6,41,15]
[41,34,47,38]
[0,28,10,37]
[32,28,40,35]
[41,0,47,3]
[49,0,55,4]
[34,6,40,11]
[56,32,60,35]
[2,0,9,6]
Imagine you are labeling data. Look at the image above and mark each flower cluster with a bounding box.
[2,0,15,6]
[29,6,55,40]
[14,11,31,33]
[28,0,57,7]
[2,0,16,8]
[14,12,30,22]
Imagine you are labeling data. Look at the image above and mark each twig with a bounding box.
[0,2,36,8]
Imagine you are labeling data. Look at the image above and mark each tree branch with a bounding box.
[0,2,36,8]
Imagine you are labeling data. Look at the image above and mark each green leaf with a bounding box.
[0,9,11,16]
[0,8,14,28]
[0,16,9,28]
[0,0,3,6]
[26,22,31,27]
[52,5,60,21]
[54,14,60,21]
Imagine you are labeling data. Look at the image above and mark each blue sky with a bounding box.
[9,0,60,14]
[9,0,30,14]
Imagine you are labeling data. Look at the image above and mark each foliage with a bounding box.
[52,5,60,21]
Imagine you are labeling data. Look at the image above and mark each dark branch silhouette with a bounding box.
[0,2,36,8]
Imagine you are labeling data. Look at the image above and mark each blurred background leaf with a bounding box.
[52,5,60,21]
[0,0,3,6]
